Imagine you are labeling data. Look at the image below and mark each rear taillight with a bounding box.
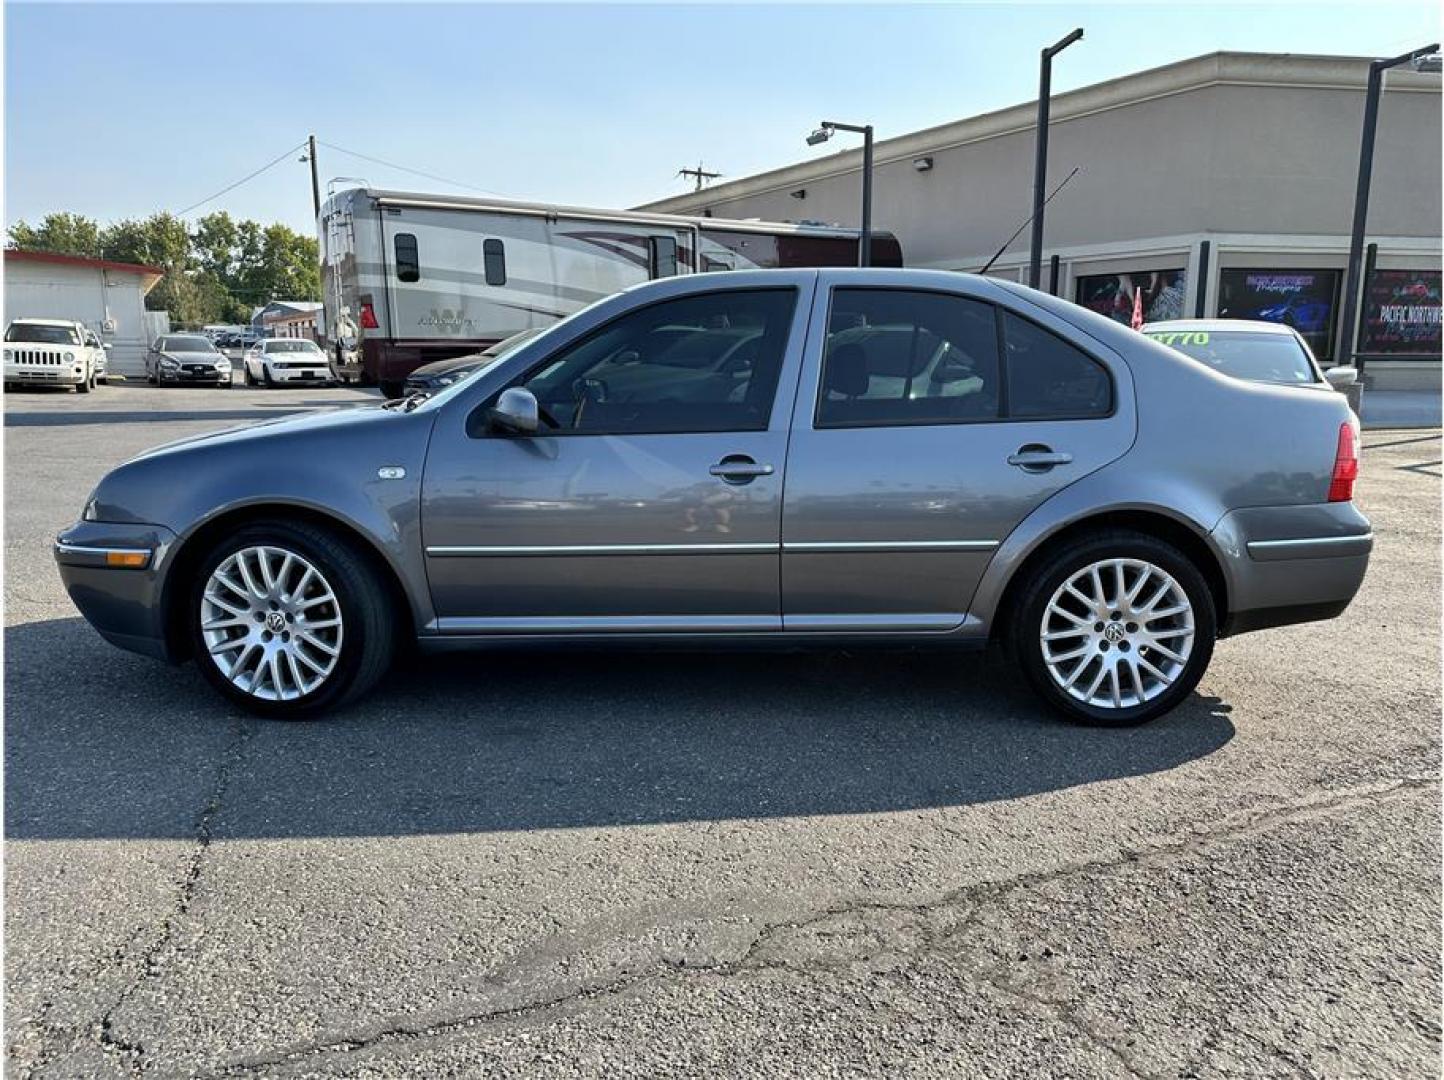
[1328,421,1359,503]
[359,302,379,330]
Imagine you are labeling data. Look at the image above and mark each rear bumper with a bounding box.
[55,521,178,661]
[1211,503,1372,636]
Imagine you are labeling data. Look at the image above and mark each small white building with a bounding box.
[254,300,325,342]
[3,250,164,378]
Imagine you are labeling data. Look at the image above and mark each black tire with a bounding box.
[188,521,396,719]
[1009,529,1216,727]
[263,368,276,389]
[242,363,254,387]
[379,380,405,400]
[77,372,92,394]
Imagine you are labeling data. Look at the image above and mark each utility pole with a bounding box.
[1028,28,1083,289]
[307,134,321,218]
[678,163,722,191]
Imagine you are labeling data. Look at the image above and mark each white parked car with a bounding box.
[83,330,109,384]
[3,318,105,392]
[242,338,333,387]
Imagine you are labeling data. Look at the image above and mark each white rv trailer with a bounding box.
[319,187,902,395]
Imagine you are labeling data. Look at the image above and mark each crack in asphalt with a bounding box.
[87,715,254,1077]
[207,772,1440,1078]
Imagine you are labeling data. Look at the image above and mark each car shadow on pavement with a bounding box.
[5,617,1235,841]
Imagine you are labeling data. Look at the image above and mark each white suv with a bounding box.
[4,318,105,392]
[242,338,332,387]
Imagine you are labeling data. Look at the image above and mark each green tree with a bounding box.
[7,213,103,257]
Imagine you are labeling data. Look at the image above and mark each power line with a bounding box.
[317,141,513,198]
[174,142,308,217]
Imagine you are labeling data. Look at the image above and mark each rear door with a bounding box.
[780,273,1136,631]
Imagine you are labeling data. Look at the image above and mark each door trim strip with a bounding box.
[426,539,1001,557]
[434,615,780,634]
[782,540,999,553]
[426,542,777,557]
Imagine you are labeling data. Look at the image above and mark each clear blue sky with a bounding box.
[5,2,1440,235]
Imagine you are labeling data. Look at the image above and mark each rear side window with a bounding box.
[650,236,678,279]
[394,233,419,283]
[1002,312,1111,418]
[483,239,506,286]
[817,289,1001,427]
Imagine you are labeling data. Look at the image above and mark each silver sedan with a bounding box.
[55,269,1371,725]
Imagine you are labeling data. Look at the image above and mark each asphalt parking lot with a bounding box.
[4,382,1440,1078]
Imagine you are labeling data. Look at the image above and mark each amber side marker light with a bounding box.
[106,551,149,568]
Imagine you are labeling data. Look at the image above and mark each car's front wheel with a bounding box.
[1011,530,1216,726]
[188,522,396,718]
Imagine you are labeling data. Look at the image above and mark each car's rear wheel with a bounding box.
[1010,530,1216,726]
[189,522,395,719]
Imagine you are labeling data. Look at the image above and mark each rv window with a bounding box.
[701,256,732,273]
[649,236,678,279]
[483,239,506,286]
[394,233,420,282]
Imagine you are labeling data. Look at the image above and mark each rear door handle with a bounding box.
[710,456,774,484]
[1007,445,1073,472]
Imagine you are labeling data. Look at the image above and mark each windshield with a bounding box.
[265,340,322,354]
[160,336,219,353]
[6,324,80,345]
[1143,329,1319,384]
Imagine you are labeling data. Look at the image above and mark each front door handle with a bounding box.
[710,455,774,484]
[1007,445,1073,472]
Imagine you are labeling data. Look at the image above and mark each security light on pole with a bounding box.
[806,120,874,266]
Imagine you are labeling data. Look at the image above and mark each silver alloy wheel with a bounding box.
[200,545,344,702]
[1040,557,1195,710]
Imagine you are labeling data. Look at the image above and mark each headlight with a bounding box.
[215,359,231,370]
[82,496,98,522]
[3,350,11,361]
[63,351,75,362]
[159,357,179,369]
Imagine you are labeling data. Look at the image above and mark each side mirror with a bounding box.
[487,387,540,435]
[1324,366,1359,390]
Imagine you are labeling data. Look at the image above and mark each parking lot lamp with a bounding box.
[807,121,875,266]
[1337,44,1439,373]
[1028,28,1083,289]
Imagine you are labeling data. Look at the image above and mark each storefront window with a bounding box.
[1216,269,1340,360]
[1075,270,1187,326]
[1359,269,1442,357]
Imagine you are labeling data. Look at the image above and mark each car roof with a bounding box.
[9,317,78,327]
[1141,318,1297,335]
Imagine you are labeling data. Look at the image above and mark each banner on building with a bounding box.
[1217,269,1340,359]
[1075,270,1187,327]
[1359,269,1442,357]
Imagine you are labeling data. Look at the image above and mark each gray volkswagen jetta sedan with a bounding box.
[55,270,1371,725]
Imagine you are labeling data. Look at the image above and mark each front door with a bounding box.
[780,280,1136,631]
[421,280,814,634]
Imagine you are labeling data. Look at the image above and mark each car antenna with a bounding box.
[977,166,1080,276]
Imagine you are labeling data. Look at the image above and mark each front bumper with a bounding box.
[159,367,231,385]
[1211,502,1372,636]
[55,521,179,661]
[265,366,332,384]
[6,365,87,386]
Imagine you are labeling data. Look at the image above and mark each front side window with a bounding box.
[500,288,797,435]
[817,289,1001,428]
[483,239,506,286]
[1003,312,1111,418]
[394,233,420,283]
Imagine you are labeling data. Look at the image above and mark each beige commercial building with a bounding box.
[640,52,1442,389]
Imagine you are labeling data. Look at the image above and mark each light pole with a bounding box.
[807,121,874,267]
[1335,44,1439,374]
[1028,28,1083,289]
